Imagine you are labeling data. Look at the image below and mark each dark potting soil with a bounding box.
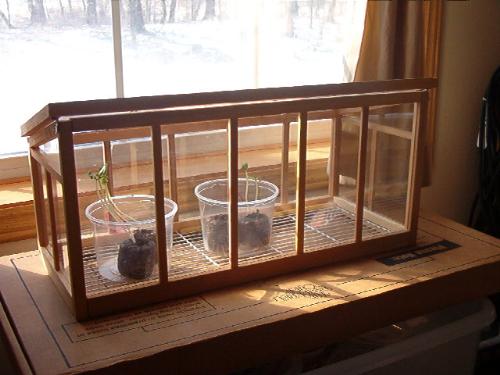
[205,211,271,255]
[117,229,157,279]
[239,211,271,249]
[206,214,229,255]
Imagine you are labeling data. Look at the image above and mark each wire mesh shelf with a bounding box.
[83,205,394,297]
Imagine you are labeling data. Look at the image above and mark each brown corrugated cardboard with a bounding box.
[2,213,500,374]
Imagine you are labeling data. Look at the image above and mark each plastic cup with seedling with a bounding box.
[88,164,157,280]
[196,163,277,257]
[238,163,271,251]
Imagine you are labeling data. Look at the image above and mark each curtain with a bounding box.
[340,0,369,82]
[354,0,443,186]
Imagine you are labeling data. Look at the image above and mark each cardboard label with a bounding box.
[63,297,214,343]
[376,240,460,266]
[272,283,333,304]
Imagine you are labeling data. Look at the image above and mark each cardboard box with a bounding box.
[2,213,500,374]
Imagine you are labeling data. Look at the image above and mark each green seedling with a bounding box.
[89,165,157,279]
[241,163,259,202]
[88,164,135,223]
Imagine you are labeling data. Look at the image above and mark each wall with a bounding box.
[421,0,500,224]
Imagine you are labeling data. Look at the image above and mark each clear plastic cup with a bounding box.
[195,178,279,257]
[85,194,178,282]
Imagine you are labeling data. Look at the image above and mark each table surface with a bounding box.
[1,212,500,375]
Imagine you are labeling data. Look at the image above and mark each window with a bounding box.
[0,0,366,161]
[0,1,115,157]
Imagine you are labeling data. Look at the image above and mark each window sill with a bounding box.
[0,179,33,207]
[0,140,336,244]
[0,178,35,243]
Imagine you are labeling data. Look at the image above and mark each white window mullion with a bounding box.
[111,0,125,98]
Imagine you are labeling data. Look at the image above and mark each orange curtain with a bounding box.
[354,0,443,185]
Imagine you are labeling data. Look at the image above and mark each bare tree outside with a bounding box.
[203,0,215,20]
[309,0,314,28]
[5,0,11,24]
[286,0,298,37]
[191,0,202,21]
[327,0,337,22]
[129,0,145,33]
[160,0,167,23]
[168,0,176,23]
[27,0,47,24]
[86,0,97,24]
[0,9,11,28]
[98,0,108,20]
[57,0,64,17]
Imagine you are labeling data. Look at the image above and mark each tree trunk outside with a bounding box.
[5,0,11,24]
[66,0,72,14]
[129,0,145,33]
[0,9,12,28]
[86,0,97,24]
[160,0,166,23]
[97,0,106,20]
[286,0,298,38]
[203,0,215,20]
[168,0,176,23]
[58,0,64,16]
[144,0,150,23]
[327,0,337,22]
[192,0,201,21]
[291,0,298,16]
[309,0,314,28]
[27,0,47,24]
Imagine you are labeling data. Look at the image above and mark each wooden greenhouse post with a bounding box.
[57,121,88,319]
[355,107,369,243]
[406,91,429,241]
[152,125,169,285]
[295,111,308,255]
[228,117,239,269]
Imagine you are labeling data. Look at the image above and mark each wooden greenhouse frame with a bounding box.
[22,78,437,321]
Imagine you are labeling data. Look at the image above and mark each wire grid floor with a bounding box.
[83,205,393,297]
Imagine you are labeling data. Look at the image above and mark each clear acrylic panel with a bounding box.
[236,119,292,266]
[53,179,71,294]
[75,128,167,296]
[74,140,104,239]
[362,104,414,240]
[303,109,361,253]
[42,169,53,258]
[284,114,299,204]
[74,139,104,296]
[40,138,61,176]
[162,124,230,280]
